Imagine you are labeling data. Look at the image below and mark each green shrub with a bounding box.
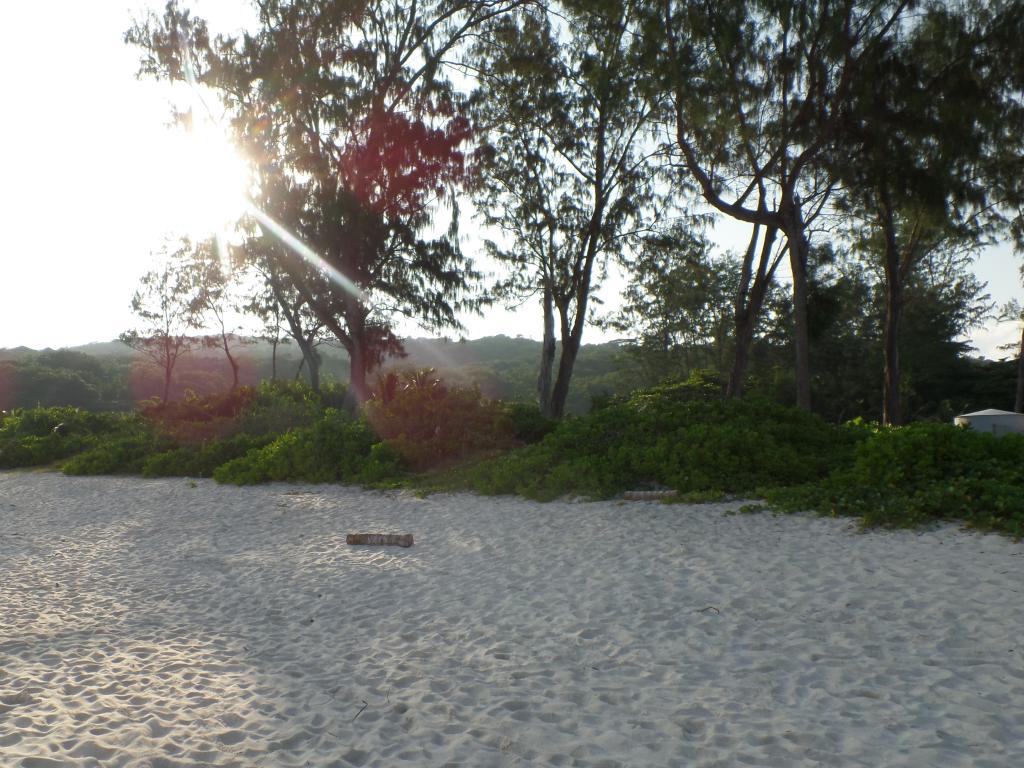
[0,407,143,469]
[447,378,857,501]
[140,387,259,443]
[236,380,328,435]
[766,423,1024,536]
[357,441,407,484]
[214,410,380,484]
[0,433,88,468]
[141,433,275,478]
[141,386,257,423]
[0,406,128,439]
[62,430,170,476]
[495,402,556,444]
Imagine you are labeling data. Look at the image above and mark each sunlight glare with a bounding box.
[247,206,366,301]
[165,117,251,260]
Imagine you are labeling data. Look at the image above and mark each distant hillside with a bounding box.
[0,346,40,361]
[66,340,137,358]
[0,335,638,414]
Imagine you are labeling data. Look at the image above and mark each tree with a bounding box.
[999,268,1024,413]
[1011,304,1023,412]
[245,278,290,382]
[470,0,657,418]
[727,220,786,398]
[648,0,918,410]
[120,239,201,403]
[605,225,738,384]
[831,0,1024,424]
[185,239,253,390]
[128,0,523,405]
[801,241,991,423]
[804,256,880,422]
[242,235,333,389]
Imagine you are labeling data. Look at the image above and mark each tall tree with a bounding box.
[648,0,917,410]
[727,218,784,398]
[1012,303,1024,413]
[832,0,1024,424]
[186,239,251,390]
[471,0,657,418]
[999,272,1024,413]
[128,0,522,404]
[242,233,333,390]
[120,239,202,404]
[605,225,738,384]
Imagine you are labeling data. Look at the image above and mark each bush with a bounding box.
[0,406,128,439]
[365,370,520,470]
[140,387,259,442]
[141,433,275,478]
[214,410,381,484]
[0,434,88,468]
[235,380,329,435]
[0,407,143,469]
[766,422,1024,537]
[495,402,556,444]
[62,430,170,475]
[448,376,857,501]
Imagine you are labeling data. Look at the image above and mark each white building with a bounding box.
[953,408,1024,436]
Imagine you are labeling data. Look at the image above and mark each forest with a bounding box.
[3,0,1024,535]
[109,0,1024,424]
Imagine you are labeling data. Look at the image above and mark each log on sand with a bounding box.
[346,533,414,548]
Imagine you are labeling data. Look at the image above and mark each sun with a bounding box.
[161,114,252,245]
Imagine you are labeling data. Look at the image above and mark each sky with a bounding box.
[1,1,1021,359]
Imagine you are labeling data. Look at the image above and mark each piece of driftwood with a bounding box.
[346,533,414,548]
[623,490,678,501]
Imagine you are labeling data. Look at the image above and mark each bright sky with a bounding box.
[1,2,1021,359]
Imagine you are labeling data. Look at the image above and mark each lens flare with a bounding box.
[176,41,362,300]
[246,205,365,301]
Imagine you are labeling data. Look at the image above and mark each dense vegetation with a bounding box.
[115,0,1023,424]
[2,334,1017,423]
[4,1,1024,543]
[2,377,1022,538]
[0,337,633,416]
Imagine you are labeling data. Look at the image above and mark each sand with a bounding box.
[1,471,1022,767]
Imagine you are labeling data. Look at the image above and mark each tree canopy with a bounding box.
[120,0,1024,421]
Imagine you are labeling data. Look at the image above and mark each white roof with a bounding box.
[957,409,1022,418]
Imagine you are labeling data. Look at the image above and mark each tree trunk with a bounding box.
[307,346,321,392]
[162,363,172,404]
[270,337,279,380]
[549,299,586,420]
[728,320,754,399]
[162,336,173,404]
[1015,323,1024,413]
[538,286,556,418]
[342,312,371,411]
[220,331,240,390]
[782,197,812,411]
[548,235,600,421]
[315,311,361,411]
[879,194,904,426]
[346,342,369,409]
[727,224,778,399]
[549,335,581,420]
[294,335,321,392]
[882,278,903,426]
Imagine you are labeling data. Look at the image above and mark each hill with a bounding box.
[0,335,634,414]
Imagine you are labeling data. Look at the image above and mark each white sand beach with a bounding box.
[1,471,1022,767]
